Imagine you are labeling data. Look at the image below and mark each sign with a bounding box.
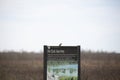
[44,46,80,80]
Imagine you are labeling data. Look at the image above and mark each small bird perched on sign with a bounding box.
[59,43,62,46]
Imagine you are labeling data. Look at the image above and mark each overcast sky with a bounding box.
[0,0,120,52]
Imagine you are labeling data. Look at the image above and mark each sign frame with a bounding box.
[44,45,80,80]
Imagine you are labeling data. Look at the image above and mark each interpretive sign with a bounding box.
[44,46,80,80]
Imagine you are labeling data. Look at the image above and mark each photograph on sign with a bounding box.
[44,46,80,80]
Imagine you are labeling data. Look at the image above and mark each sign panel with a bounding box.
[44,46,80,80]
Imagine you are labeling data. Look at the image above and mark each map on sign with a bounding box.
[44,46,80,80]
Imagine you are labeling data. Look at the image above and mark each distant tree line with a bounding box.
[0,50,120,61]
[0,51,43,61]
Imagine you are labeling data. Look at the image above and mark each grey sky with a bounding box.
[0,0,120,52]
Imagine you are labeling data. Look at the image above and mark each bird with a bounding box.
[59,43,62,46]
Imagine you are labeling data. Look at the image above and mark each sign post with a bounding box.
[44,45,80,80]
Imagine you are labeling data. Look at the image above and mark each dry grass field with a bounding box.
[0,52,43,80]
[0,51,120,80]
[81,51,120,80]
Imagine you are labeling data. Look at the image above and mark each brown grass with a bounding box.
[0,52,43,80]
[81,52,120,80]
[0,51,120,80]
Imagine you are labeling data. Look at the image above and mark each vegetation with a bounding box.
[0,50,120,80]
[0,51,43,80]
[81,50,120,80]
[59,76,77,80]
